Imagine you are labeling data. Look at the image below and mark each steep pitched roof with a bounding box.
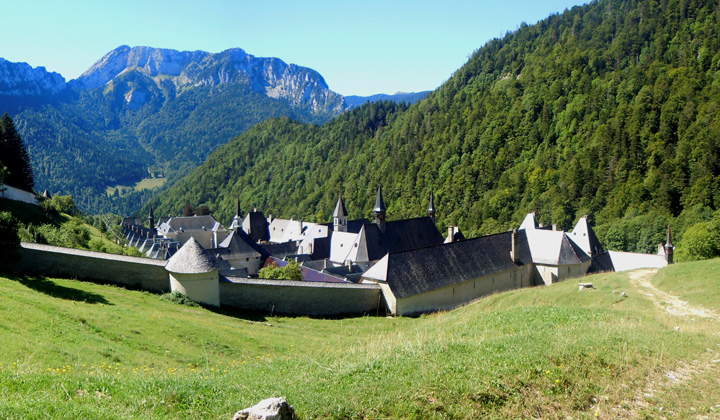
[519,212,539,230]
[165,237,219,273]
[367,230,532,299]
[360,217,445,261]
[524,229,591,265]
[215,229,267,259]
[568,215,603,256]
[158,215,221,235]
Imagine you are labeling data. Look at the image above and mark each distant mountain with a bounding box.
[0,46,352,213]
[343,91,431,109]
[69,46,345,116]
[147,0,720,256]
[0,58,65,97]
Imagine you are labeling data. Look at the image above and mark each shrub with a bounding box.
[160,291,199,307]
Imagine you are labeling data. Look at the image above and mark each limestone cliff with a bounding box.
[71,45,346,116]
[0,58,66,96]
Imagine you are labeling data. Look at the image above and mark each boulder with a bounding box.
[233,397,294,420]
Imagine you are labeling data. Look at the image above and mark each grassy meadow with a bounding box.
[106,177,167,197]
[1,260,719,419]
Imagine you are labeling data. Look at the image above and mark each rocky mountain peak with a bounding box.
[71,45,345,115]
[0,58,66,96]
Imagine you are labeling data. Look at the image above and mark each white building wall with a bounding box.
[169,271,220,306]
[394,265,532,316]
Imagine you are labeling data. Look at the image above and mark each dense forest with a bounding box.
[0,113,34,191]
[8,64,342,214]
[146,0,720,259]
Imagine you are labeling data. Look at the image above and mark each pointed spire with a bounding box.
[664,224,674,264]
[235,197,241,218]
[427,190,436,222]
[148,206,155,231]
[374,185,386,233]
[333,194,348,218]
[333,194,348,232]
[374,185,386,213]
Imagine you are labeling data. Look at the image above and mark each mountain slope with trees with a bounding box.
[147,0,720,258]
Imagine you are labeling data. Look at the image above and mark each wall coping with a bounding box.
[20,242,167,267]
[222,276,381,290]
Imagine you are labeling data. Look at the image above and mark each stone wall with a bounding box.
[1,184,38,205]
[11,243,169,293]
[220,277,382,316]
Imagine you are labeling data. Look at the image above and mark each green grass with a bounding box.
[653,257,720,311]
[106,177,166,196]
[0,198,63,227]
[1,263,718,419]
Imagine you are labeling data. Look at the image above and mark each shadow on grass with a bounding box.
[7,274,112,305]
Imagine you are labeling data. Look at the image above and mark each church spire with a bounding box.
[230,197,242,231]
[427,190,436,223]
[374,185,386,233]
[148,206,155,231]
[333,194,348,232]
[664,224,674,264]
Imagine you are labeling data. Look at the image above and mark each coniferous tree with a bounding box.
[0,113,34,191]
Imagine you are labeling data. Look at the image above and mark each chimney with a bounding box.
[447,226,455,242]
[552,224,557,231]
[511,228,520,263]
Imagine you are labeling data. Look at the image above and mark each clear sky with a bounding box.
[2,0,588,97]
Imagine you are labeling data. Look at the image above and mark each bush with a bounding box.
[676,220,720,262]
[160,291,199,307]
[258,260,303,281]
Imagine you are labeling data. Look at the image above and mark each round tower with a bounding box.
[165,237,220,306]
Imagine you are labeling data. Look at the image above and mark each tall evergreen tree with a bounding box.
[0,113,34,191]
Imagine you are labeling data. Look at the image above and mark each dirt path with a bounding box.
[613,269,720,418]
[629,269,717,320]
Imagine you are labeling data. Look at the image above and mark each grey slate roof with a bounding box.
[260,241,299,258]
[381,230,532,300]
[361,217,445,261]
[165,237,219,273]
[213,229,267,259]
[158,215,220,235]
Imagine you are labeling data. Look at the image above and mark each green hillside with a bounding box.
[148,0,720,255]
[1,260,718,419]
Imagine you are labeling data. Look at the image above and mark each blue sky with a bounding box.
[3,1,588,96]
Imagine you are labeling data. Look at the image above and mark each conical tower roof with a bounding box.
[333,195,348,218]
[165,237,218,273]
[373,186,386,213]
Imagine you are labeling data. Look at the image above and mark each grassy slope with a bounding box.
[1,261,718,419]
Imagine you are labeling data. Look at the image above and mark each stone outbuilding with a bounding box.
[165,237,220,306]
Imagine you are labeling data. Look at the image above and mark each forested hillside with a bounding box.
[148,0,720,257]
[3,46,349,214]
